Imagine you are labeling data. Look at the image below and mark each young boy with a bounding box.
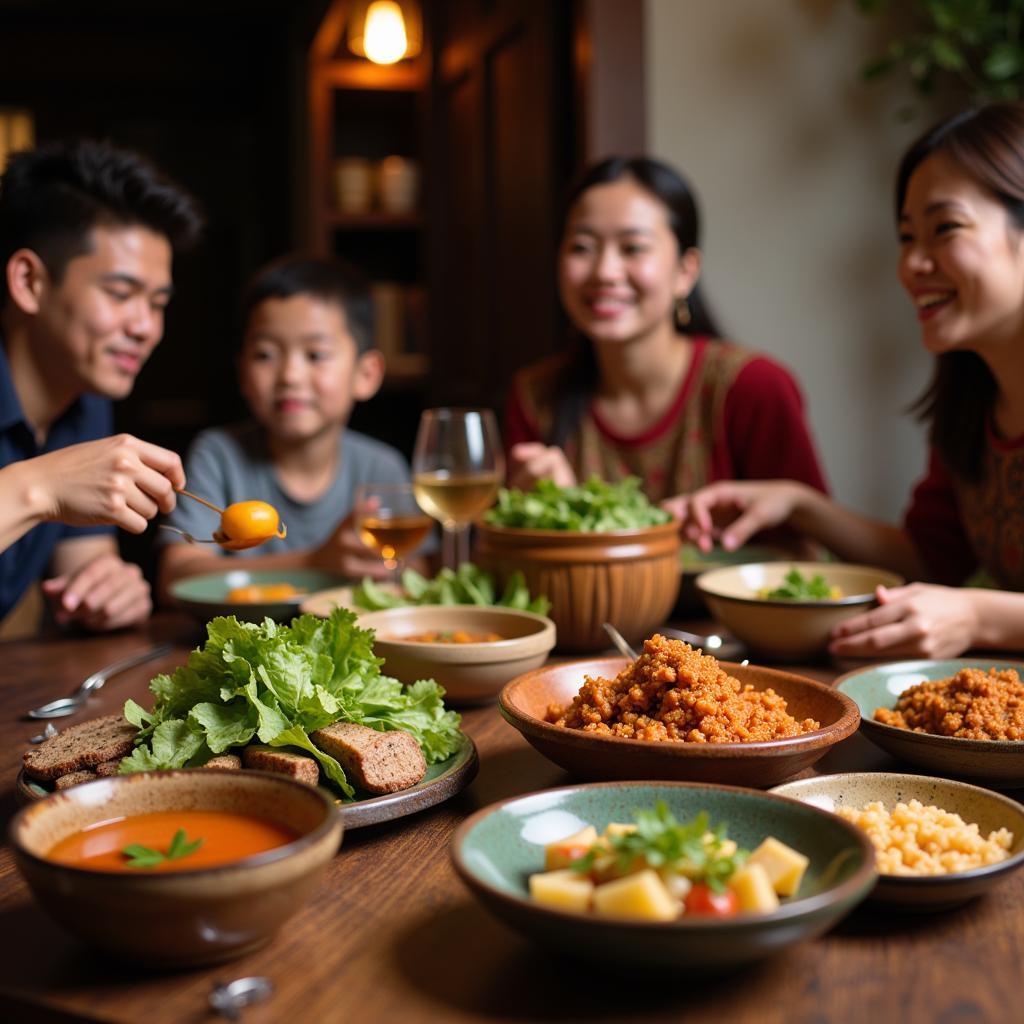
[158,254,414,593]
[0,138,201,631]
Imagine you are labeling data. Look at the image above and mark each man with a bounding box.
[0,138,202,630]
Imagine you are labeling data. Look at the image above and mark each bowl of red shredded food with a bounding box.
[836,659,1024,785]
[499,634,859,788]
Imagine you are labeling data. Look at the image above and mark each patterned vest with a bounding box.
[515,340,755,503]
[955,439,1024,589]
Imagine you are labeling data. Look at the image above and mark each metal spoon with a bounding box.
[602,622,639,661]
[658,626,747,661]
[26,643,174,719]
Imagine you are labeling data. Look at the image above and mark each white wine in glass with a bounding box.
[412,408,504,568]
[354,483,433,577]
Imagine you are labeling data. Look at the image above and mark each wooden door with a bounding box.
[426,0,577,410]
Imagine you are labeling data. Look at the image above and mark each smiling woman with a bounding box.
[503,156,827,507]
[674,102,1024,662]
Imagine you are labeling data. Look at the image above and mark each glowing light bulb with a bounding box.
[363,1,408,65]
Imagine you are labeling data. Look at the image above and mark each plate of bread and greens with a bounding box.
[19,608,477,828]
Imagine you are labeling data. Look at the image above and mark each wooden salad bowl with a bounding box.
[474,520,681,653]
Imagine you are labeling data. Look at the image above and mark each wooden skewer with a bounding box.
[175,488,225,515]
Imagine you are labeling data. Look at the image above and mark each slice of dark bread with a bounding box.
[23,715,138,782]
[203,754,243,770]
[55,770,97,790]
[94,760,123,777]
[311,722,426,795]
[242,746,319,786]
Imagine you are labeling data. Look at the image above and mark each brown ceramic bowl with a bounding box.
[695,561,904,661]
[356,605,557,705]
[499,656,859,787]
[10,769,343,968]
[474,520,681,653]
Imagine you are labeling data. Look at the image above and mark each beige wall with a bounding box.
[646,0,945,519]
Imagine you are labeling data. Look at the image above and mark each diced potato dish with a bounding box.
[528,809,810,922]
[746,836,809,897]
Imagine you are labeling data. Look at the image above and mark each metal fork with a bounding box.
[25,642,175,719]
[158,524,219,544]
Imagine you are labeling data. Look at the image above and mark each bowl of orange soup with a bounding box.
[9,769,343,968]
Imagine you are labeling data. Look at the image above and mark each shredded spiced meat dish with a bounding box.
[546,635,820,743]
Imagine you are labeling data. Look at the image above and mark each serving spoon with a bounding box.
[602,623,748,663]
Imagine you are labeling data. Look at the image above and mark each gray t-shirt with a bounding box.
[161,422,411,558]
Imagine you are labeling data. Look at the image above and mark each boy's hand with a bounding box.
[508,443,576,491]
[42,552,152,631]
[311,512,395,579]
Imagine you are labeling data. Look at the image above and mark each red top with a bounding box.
[904,425,1024,588]
[505,337,828,501]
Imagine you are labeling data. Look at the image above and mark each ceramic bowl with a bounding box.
[499,656,860,787]
[9,769,343,968]
[474,520,681,653]
[170,568,348,624]
[353,605,557,705]
[695,561,904,661]
[451,781,876,967]
[772,773,1024,910]
[676,543,789,616]
[835,658,1024,785]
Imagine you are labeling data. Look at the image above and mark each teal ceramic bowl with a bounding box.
[772,773,1024,910]
[835,659,1024,785]
[451,782,876,968]
[170,569,349,624]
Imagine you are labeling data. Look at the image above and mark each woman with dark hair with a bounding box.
[674,103,1024,658]
[504,156,827,501]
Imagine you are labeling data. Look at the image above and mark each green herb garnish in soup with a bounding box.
[46,810,297,872]
[758,568,841,601]
[485,475,672,531]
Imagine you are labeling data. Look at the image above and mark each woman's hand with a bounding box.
[664,480,808,552]
[829,583,979,659]
[507,443,576,490]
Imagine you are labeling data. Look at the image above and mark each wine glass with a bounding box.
[354,482,433,580]
[412,408,504,569]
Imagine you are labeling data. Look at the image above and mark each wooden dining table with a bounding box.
[0,614,1020,1024]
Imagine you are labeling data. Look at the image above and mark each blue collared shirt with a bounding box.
[0,333,114,619]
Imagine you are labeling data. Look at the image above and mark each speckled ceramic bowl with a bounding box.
[835,659,1024,785]
[9,769,343,967]
[772,773,1024,910]
[695,562,904,661]
[451,781,876,967]
[355,605,557,705]
[171,568,348,624]
[500,656,860,788]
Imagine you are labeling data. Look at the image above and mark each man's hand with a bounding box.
[42,551,152,631]
[31,434,185,533]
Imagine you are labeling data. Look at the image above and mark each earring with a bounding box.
[674,294,691,330]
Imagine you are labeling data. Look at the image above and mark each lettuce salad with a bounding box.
[121,609,462,798]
